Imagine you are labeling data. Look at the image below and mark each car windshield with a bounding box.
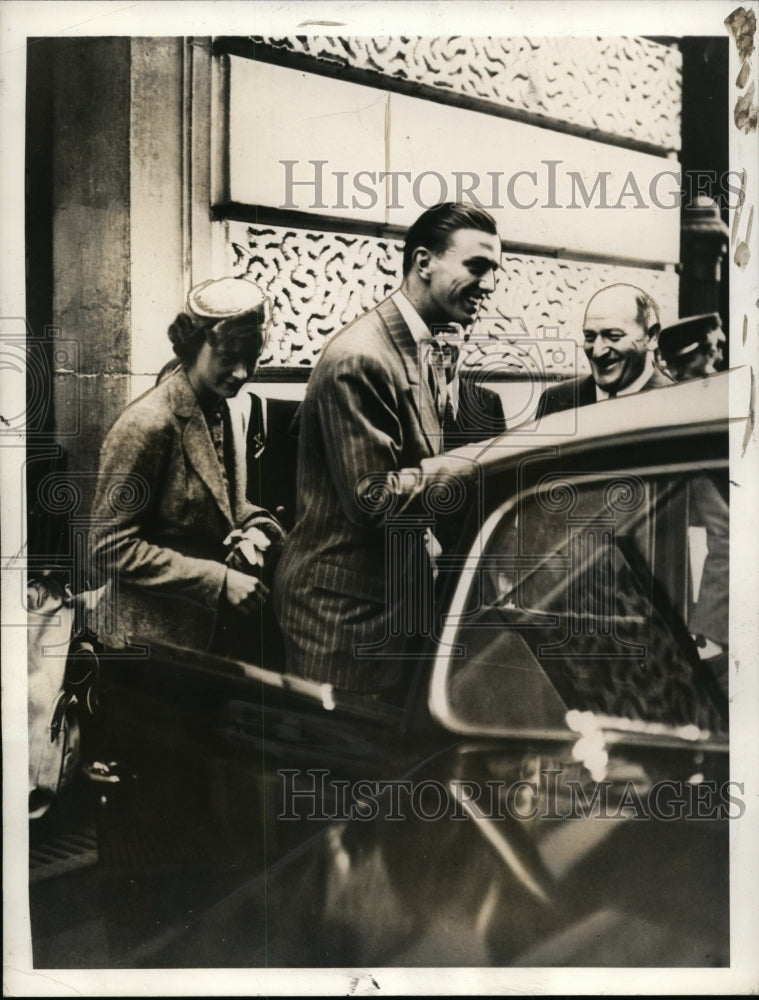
[441,465,728,740]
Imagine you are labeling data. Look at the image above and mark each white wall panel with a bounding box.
[386,93,680,263]
[228,57,387,222]
[228,58,680,265]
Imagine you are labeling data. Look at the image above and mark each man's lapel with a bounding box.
[167,369,235,528]
[579,376,598,407]
[376,297,442,454]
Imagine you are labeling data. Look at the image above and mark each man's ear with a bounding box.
[412,246,433,281]
[647,323,661,349]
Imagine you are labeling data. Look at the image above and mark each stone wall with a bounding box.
[216,35,682,377]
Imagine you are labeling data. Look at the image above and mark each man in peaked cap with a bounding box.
[657,313,726,382]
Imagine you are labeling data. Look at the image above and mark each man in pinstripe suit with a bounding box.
[272,204,502,693]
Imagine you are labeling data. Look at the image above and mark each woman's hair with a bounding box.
[167,312,211,365]
[166,312,267,367]
[206,316,266,359]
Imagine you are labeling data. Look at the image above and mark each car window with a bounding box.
[435,463,728,742]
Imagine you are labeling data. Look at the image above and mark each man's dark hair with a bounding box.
[402,202,499,276]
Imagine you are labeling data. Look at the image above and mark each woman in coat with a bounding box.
[89,276,284,660]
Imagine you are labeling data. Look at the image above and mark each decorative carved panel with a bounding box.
[229,225,400,367]
[250,36,681,151]
[226,221,679,375]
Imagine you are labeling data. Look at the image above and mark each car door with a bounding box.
[423,420,730,966]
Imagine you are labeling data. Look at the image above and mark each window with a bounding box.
[439,463,728,739]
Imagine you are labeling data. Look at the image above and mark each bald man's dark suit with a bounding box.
[272,297,444,692]
[444,373,507,449]
[245,394,299,531]
[535,366,673,418]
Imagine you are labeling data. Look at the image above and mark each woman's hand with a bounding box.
[225,511,287,581]
[225,526,272,570]
[223,568,269,614]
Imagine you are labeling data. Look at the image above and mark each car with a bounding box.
[53,369,744,968]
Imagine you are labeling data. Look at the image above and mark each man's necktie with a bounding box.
[427,345,449,423]
[248,393,266,459]
[443,393,457,437]
[428,335,461,426]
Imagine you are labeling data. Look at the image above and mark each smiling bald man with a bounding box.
[535,283,674,418]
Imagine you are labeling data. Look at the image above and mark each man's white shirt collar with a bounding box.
[391,290,464,418]
[595,353,655,401]
[391,289,431,344]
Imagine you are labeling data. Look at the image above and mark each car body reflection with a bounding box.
[78,370,743,968]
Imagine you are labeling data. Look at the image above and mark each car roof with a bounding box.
[450,368,748,474]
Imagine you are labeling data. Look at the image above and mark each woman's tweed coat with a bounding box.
[90,367,265,654]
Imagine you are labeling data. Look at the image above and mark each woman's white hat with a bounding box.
[187,276,269,324]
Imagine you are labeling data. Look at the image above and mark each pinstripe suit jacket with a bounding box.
[272,297,444,692]
[90,367,266,654]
